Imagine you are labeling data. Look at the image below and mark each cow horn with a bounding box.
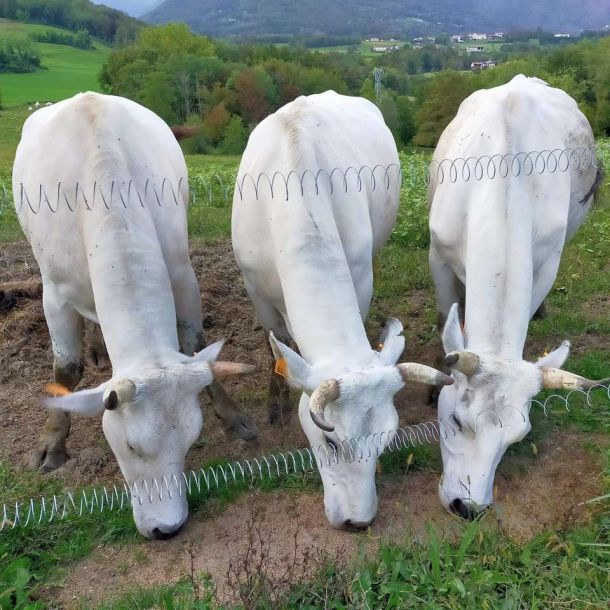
[397,363,454,386]
[103,378,136,410]
[309,379,340,432]
[211,362,256,379]
[540,368,610,391]
[444,351,480,376]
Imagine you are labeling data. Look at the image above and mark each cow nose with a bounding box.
[344,518,373,531]
[449,498,484,521]
[150,525,183,540]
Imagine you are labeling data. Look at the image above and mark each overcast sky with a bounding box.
[90,0,162,17]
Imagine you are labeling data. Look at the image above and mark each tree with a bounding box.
[138,70,178,124]
[360,78,376,102]
[396,95,416,145]
[203,102,231,146]
[413,72,474,147]
[137,23,215,59]
[232,67,277,125]
[221,116,249,154]
[377,92,399,142]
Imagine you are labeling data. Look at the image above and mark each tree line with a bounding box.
[29,27,93,49]
[0,0,141,44]
[0,39,40,73]
[99,24,610,154]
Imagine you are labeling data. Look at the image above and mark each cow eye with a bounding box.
[451,413,464,432]
[126,441,144,457]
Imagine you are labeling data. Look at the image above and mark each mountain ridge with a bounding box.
[144,0,610,38]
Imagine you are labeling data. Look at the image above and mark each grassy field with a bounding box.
[310,38,408,56]
[0,19,110,108]
[0,94,609,608]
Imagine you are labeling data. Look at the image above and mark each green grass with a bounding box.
[0,19,110,108]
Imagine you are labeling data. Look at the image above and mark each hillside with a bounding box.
[0,19,110,107]
[145,0,610,37]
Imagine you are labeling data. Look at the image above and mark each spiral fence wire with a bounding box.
[1,384,608,532]
[0,145,605,216]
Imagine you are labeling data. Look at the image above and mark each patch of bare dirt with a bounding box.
[53,429,603,609]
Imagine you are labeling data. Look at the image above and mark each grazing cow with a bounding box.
[233,91,453,529]
[13,92,256,538]
[428,75,607,518]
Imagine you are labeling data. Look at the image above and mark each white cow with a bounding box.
[13,92,255,538]
[233,91,453,529]
[428,75,607,518]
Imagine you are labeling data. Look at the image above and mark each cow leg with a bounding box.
[429,249,464,406]
[266,332,294,426]
[241,281,293,426]
[430,246,464,330]
[171,265,257,441]
[32,284,84,472]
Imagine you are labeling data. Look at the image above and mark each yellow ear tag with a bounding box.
[275,358,289,378]
[45,383,72,397]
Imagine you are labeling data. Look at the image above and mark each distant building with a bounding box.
[553,33,571,38]
[372,45,401,52]
[488,32,504,39]
[471,60,496,71]
[466,46,485,53]
[451,35,464,42]
[468,33,487,40]
[367,37,381,42]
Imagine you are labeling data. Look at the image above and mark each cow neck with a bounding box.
[273,206,373,367]
[463,185,534,360]
[84,211,180,372]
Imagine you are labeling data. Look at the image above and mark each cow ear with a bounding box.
[378,318,405,365]
[42,382,110,416]
[192,339,225,363]
[268,332,314,392]
[442,303,464,354]
[536,340,570,369]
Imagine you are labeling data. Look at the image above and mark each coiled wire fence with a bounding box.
[1,384,608,532]
[0,143,608,531]
[0,144,606,215]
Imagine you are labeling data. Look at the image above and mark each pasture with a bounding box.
[0,105,609,607]
[0,19,109,107]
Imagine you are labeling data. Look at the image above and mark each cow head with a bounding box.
[269,319,453,530]
[438,303,607,518]
[43,340,254,539]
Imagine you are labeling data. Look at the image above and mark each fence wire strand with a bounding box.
[1,384,607,532]
[0,145,605,215]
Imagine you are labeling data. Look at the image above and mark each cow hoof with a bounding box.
[223,413,258,441]
[30,444,68,472]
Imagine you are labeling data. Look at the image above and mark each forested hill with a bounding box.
[144,0,610,38]
[0,0,142,43]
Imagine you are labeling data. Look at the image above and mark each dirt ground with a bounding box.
[0,238,448,488]
[0,238,607,608]
[54,429,603,609]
